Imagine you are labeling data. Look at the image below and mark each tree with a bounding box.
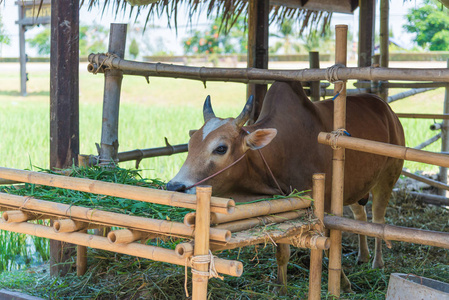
[404,0,449,50]
[270,20,301,54]
[0,14,10,46]
[183,16,248,55]
[129,38,139,59]
[27,27,51,55]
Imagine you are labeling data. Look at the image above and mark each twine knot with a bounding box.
[184,250,223,297]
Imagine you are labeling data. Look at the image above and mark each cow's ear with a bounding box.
[245,128,277,150]
[189,130,198,137]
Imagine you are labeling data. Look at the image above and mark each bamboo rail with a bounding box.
[88,53,449,83]
[0,192,231,243]
[328,24,347,298]
[401,169,449,191]
[413,133,441,150]
[318,132,449,168]
[354,81,447,89]
[0,220,243,277]
[53,219,102,233]
[0,167,234,214]
[107,229,147,244]
[395,113,449,120]
[308,173,325,300]
[388,88,437,103]
[324,215,449,249]
[393,190,449,207]
[184,197,311,226]
[213,210,307,232]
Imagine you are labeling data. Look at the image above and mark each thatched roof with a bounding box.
[81,0,358,33]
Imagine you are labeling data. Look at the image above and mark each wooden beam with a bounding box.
[358,0,375,68]
[247,0,269,124]
[49,0,80,276]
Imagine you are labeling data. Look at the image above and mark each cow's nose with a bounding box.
[166,181,187,192]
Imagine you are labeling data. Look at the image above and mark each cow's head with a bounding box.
[166,95,277,196]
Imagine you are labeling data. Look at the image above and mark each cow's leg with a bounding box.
[370,160,401,269]
[275,243,290,294]
[349,203,370,264]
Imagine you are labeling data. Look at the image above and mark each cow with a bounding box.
[167,81,405,292]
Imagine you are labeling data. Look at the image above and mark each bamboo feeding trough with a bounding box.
[0,192,231,243]
[0,167,234,214]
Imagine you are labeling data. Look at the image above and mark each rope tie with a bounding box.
[326,64,346,101]
[184,250,223,297]
[91,53,120,74]
[330,128,351,150]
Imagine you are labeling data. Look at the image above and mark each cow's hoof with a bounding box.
[273,284,288,296]
[372,258,385,269]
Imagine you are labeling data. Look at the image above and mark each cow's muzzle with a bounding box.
[166,181,187,193]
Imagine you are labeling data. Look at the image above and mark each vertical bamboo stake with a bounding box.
[371,55,380,95]
[99,23,127,166]
[440,59,449,197]
[328,25,348,298]
[379,0,389,101]
[77,229,88,276]
[309,51,320,102]
[308,173,325,300]
[192,186,212,300]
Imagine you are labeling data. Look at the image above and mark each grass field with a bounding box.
[0,62,448,299]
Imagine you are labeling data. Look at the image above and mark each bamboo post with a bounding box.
[371,55,380,94]
[440,59,449,196]
[309,51,320,102]
[99,23,127,167]
[328,24,348,298]
[308,174,325,300]
[379,0,389,101]
[192,186,212,300]
[77,229,88,276]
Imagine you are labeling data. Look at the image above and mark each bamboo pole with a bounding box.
[388,88,437,103]
[175,242,194,259]
[395,113,449,120]
[0,167,234,214]
[184,197,311,226]
[440,59,449,196]
[328,24,347,298]
[318,132,449,168]
[393,190,449,207]
[309,51,320,102]
[276,234,329,250]
[308,173,325,300]
[379,0,389,101]
[354,81,447,89]
[2,210,40,223]
[213,210,307,232]
[192,186,212,300]
[0,192,231,243]
[401,170,449,191]
[77,229,88,276]
[87,53,449,83]
[0,220,243,277]
[107,229,148,244]
[54,219,88,233]
[324,215,449,249]
[98,23,127,166]
[413,133,441,150]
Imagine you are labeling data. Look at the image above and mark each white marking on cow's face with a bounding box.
[202,118,228,140]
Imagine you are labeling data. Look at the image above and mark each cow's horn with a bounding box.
[203,95,216,122]
[234,95,254,128]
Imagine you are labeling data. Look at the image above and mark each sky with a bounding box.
[0,0,422,58]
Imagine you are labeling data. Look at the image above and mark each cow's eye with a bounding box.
[213,145,228,155]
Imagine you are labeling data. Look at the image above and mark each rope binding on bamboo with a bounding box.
[184,250,224,297]
[330,129,351,150]
[326,64,346,101]
[91,52,120,74]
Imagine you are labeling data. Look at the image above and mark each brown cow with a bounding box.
[167,81,405,291]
